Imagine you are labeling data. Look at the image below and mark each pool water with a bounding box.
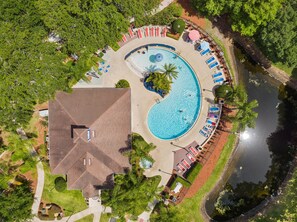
[129,47,201,140]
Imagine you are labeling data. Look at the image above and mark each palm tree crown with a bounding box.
[162,63,178,80]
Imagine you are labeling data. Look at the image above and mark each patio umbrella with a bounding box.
[200,41,210,51]
[188,30,201,41]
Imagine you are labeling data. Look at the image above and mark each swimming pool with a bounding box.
[128,47,201,140]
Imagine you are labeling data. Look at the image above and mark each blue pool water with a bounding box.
[129,47,201,140]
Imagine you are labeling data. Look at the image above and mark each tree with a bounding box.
[233,99,259,131]
[150,202,183,222]
[172,19,185,34]
[191,0,283,36]
[256,0,297,67]
[115,79,130,88]
[55,177,67,192]
[215,85,233,99]
[0,179,34,222]
[162,63,178,80]
[145,72,172,95]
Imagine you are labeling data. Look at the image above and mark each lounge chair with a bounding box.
[200,48,210,56]
[199,129,209,138]
[196,45,202,51]
[155,27,160,37]
[212,72,222,78]
[209,61,219,69]
[177,163,186,172]
[187,153,196,163]
[189,147,199,156]
[214,77,225,84]
[144,27,149,37]
[150,27,154,37]
[208,113,219,118]
[206,57,215,64]
[209,106,220,113]
[137,29,143,38]
[128,28,134,38]
[207,119,216,126]
[182,159,191,169]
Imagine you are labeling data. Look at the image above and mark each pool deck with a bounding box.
[74,35,220,186]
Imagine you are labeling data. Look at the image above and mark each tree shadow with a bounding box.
[291,67,297,79]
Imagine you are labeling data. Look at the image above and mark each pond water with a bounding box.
[205,46,295,220]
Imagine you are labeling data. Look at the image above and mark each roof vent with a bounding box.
[87,128,91,142]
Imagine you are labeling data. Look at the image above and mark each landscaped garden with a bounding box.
[41,163,87,216]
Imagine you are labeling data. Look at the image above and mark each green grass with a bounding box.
[204,20,235,80]
[177,123,239,222]
[41,163,87,216]
[273,62,294,76]
[100,213,111,222]
[170,176,191,189]
[76,214,94,222]
[186,163,203,183]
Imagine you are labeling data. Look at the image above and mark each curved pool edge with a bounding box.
[135,45,204,140]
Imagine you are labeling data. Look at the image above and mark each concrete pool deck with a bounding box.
[74,35,221,186]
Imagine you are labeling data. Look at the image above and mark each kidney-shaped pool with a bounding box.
[128,47,201,140]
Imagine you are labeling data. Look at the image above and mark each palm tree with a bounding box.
[146,72,172,94]
[162,63,178,80]
[232,99,259,131]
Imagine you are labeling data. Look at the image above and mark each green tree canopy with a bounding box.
[115,79,130,88]
[256,0,297,67]
[191,0,283,36]
[54,177,67,192]
[0,179,34,222]
[172,19,185,34]
[162,63,178,80]
[146,72,173,95]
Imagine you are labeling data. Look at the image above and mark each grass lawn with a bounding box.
[42,163,87,216]
[273,62,294,77]
[186,163,203,183]
[100,213,111,222]
[76,214,94,222]
[170,176,191,189]
[177,123,238,222]
[204,19,236,80]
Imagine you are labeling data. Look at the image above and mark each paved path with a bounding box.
[31,161,45,216]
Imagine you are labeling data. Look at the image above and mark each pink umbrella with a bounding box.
[188,30,201,41]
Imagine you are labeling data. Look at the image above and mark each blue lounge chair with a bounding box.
[206,57,215,64]
[209,61,219,69]
[200,48,210,56]
[207,119,216,126]
[214,77,225,84]
[212,72,222,78]
[99,68,103,71]
[199,130,209,138]
[209,107,220,113]
[107,65,110,68]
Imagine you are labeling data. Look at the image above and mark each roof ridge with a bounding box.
[52,142,82,173]
[89,89,130,127]
[55,95,78,125]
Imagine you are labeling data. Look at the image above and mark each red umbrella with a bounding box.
[188,30,201,41]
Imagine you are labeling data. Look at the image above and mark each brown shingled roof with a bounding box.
[49,88,131,197]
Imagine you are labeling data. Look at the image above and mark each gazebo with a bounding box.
[188,30,201,42]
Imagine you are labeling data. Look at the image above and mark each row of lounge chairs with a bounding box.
[204,55,225,84]
[199,104,220,138]
[122,26,167,42]
[176,146,201,173]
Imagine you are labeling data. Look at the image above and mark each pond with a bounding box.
[205,46,296,220]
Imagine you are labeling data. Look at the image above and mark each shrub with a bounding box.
[115,79,130,88]
[172,19,185,34]
[215,85,233,99]
[54,177,67,192]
